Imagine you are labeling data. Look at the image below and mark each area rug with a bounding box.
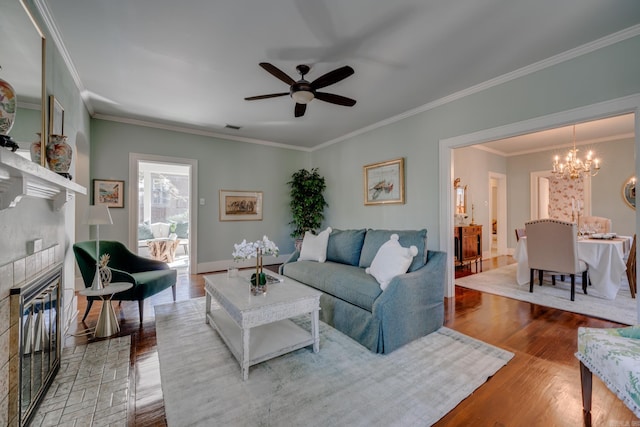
[155,298,514,427]
[456,263,638,325]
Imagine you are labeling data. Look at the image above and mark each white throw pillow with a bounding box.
[366,234,418,290]
[299,227,332,262]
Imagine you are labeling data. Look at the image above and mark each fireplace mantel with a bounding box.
[0,149,86,210]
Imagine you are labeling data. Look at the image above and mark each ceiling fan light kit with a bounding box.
[245,63,356,117]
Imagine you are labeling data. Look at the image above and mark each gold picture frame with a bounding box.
[93,179,125,208]
[48,95,64,137]
[363,158,405,205]
[219,190,263,221]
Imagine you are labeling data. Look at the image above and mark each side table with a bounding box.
[79,282,133,338]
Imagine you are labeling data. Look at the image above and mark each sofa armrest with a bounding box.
[372,250,446,352]
[279,251,300,274]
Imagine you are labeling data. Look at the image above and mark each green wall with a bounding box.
[90,120,308,263]
[311,35,640,250]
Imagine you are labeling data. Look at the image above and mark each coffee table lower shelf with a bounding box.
[206,308,317,379]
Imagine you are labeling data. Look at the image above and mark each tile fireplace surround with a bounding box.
[1,244,63,426]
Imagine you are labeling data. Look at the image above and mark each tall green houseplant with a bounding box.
[288,168,328,239]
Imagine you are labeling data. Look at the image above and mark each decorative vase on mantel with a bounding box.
[46,134,73,179]
[30,133,42,164]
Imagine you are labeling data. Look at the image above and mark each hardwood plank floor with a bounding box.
[65,258,637,426]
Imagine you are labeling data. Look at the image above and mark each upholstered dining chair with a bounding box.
[576,325,640,419]
[626,234,636,298]
[524,219,588,301]
[514,228,526,241]
[579,216,612,234]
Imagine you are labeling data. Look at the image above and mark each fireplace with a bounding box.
[10,264,63,426]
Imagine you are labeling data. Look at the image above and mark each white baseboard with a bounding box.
[196,253,292,275]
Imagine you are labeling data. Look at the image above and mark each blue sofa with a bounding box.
[280,229,446,354]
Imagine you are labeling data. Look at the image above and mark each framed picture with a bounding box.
[219,190,263,221]
[93,179,125,208]
[49,95,64,136]
[363,157,405,205]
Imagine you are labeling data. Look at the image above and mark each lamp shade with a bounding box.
[85,205,113,225]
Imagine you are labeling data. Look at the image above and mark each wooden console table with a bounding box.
[454,225,483,272]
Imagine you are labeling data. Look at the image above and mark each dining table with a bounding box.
[513,235,631,300]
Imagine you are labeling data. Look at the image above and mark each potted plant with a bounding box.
[288,168,328,243]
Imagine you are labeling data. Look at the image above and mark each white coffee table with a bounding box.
[204,272,321,380]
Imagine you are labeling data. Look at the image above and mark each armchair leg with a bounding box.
[172,284,176,301]
[570,274,576,301]
[538,270,544,286]
[82,299,94,322]
[582,271,588,294]
[580,361,592,414]
[138,300,144,324]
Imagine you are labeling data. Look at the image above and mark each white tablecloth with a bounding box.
[514,236,629,300]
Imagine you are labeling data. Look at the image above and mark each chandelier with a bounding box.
[551,125,600,179]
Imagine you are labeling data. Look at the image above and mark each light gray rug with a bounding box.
[155,298,514,427]
[456,263,638,325]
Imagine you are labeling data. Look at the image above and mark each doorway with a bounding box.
[128,153,198,275]
[440,95,640,298]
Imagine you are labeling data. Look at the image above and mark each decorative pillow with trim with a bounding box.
[299,227,333,262]
[366,234,418,290]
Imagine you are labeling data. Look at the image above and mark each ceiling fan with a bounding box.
[245,63,356,117]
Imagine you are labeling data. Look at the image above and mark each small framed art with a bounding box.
[93,179,125,208]
[49,95,64,136]
[219,190,263,221]
[363,157,405,205]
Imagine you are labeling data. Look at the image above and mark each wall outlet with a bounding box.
[200,198,205,205]
[27,238,43,254]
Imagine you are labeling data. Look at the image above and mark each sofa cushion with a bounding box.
[150,222,171,239]
[359,229,427,272]
[138,223,154,240]
[366,234,418,290]
[174,221,189,239]
[299,227,332,262]
[326,228,367,266]
[282,261,382,312]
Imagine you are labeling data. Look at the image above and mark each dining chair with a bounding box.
[579,216,612,234]
[626,234,636,298]
[525,219,588,301]
[514,228,526,241]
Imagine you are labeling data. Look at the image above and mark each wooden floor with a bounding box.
[65,257,638,426]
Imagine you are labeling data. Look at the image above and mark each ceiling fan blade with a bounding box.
[244,92,289,101]
[310,66,354,90]
[259,62,296,85]
[315,92,356,107]
[294,103,307,117]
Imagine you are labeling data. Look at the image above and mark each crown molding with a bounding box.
[92,114,311,152]
[314,24,640,151]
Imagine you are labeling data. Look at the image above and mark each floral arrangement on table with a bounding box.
[233,236,279,294]
[99,253,112,286]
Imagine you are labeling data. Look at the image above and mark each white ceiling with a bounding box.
[19,1,640,148]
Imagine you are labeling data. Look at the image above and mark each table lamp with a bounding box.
[85,205,113,290]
